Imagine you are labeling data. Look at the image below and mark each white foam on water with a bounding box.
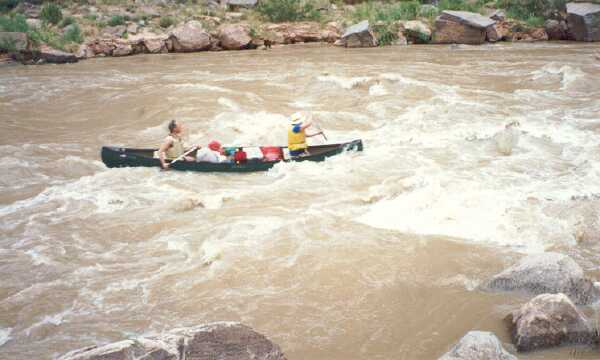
[168,83,232,93]
[24,308,72,336]
[369,83,388,96]
[317,75,372,90]
[217,97,241,112]
[0,327,11,347]
[531,63,585,90]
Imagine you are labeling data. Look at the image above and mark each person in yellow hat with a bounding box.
[287,112,323,157]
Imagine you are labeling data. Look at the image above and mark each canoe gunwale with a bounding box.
[101,139,363,173]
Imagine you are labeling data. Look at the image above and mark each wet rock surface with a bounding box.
[567,2,600,41]
[484,252,599,304]
[340,20,377,47]
[506,293,597,352]
[434,11,495,45]
[59,322,286,360]
[439,331,517,360]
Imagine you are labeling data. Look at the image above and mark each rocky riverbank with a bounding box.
[1,1,599,64]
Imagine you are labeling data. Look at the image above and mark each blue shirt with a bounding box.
[292,123,302,133]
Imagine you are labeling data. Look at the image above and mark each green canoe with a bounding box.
[101,139,363,173]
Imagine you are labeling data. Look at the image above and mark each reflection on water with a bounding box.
[1,43,600,359]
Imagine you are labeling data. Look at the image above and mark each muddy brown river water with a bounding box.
[1,43,600,359]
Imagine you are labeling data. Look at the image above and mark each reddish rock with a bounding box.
[264,22,326,44]
[112,42,133,57]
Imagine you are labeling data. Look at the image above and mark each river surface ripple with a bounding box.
[1,43,600,359]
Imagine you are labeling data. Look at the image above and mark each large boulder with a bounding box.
[483,252,599,305]
[506,293,596,352]
[59,322,286,360]
[0,32,28,52]
[341,20,378,47]
[218,24,252,50]
[75,44,95,59]
[128,30,169,54]
[545,19,569,40]
[439,331,517,360]
[263,22,330,44]
[402,20,432,44]
[567,2,600,41]
[169,20,211,52]
[112,42,133,57]
[434,10,496,44]
[37,45,78,64]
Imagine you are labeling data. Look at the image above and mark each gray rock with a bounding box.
[59,322,286,360]
[484,252,600,305]
[37,45,78,64]
[545,19,569,40]
[434,11,495,44]
[225,0,258,7]
[0,32,28,52]
[341,20,377,47]
[341,20,377,48]
[440,10,496,29]
[506,293,596,352]
[439,331,517,360]
[169,20,211,52]
[567,2,600,41]
[490,10,506,21]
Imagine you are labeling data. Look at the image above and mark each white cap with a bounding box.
[290,112,304,124]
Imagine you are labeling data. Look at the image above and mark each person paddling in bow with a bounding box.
[158,119,197,170]
[287,112,323,157]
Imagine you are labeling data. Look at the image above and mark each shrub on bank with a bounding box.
[0,13,28,32]
[63,23,83,43]
[496,0,567,20]
[107,15,126,26]
[159,16,175,28]
[257,0,321,22]
[59,15,76,28]
[0,0,21,13]
[40,2,63,25]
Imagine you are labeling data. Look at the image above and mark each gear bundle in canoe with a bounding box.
[101,140,363,173]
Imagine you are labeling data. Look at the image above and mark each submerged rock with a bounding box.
[59,322,286,360]
[434,11,496,45]
[341,20,377,47]
[169,21,211,52]
[506,293,597,352]
[484,252,599,305]
[439,331,517,360]
[567,2,600,41]
[493,122,520,156]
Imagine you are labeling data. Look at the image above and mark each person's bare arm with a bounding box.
[158,138,173,169]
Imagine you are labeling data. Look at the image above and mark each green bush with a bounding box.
[257,0,321,23]
[159,16,175,28]
[496,0,567,20]
[63,22,83,43]
[0,13,28,32]
[374,22,398,46]
[438,0,485,13]
[59,15,76,28]
[352,1,421,23]
[0,0,21,13]
[107,15,126,26]
[40,2,63,25]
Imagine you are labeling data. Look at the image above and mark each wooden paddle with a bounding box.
[169,146,198,166]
